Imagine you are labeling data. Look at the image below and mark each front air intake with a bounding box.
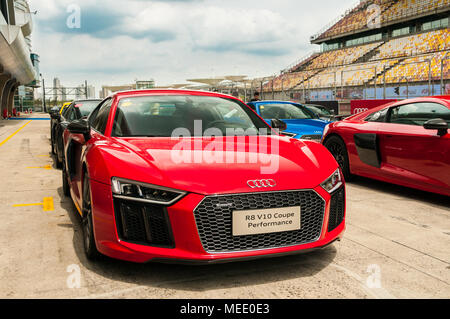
[327,187,345,232]
[114,199,174,248]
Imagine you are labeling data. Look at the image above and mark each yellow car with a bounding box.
[60,102,72,114]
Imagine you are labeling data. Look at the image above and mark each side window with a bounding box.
[88,101,105,126]
[66,107,77,121]
[365,108,388,122]
[62,103,73,118]
[91,99,113,134]
[389,102,450,126]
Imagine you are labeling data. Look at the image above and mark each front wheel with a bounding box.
[82,173,101,260]
[62,164,70,197]
[324,135,352,181]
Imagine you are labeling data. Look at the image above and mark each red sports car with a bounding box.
[62,89,345,263]
[323,96,450,196]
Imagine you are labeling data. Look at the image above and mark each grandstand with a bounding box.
[264,0,450,113]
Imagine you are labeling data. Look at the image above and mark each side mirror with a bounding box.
[271,118,287,132]
[50,112,60,120]
[68,119,91,141]
[423,118,448,137]
[49,106,59,114]
[49,107,60,119]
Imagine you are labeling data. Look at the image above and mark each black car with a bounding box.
[49,105,68,155]
[305,104,350,122]
[50,99,101,168]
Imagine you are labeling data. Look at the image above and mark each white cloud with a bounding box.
[29,0,356,93]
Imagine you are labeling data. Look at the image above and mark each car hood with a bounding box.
[276,119,329,136]
[97,135,337,195]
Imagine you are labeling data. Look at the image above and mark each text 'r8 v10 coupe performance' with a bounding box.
[62,90,345,263]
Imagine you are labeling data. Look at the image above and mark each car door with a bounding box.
[377,101,450,191]
[57,105,76,158]
[67,99,112,206]
[346,108,388,175]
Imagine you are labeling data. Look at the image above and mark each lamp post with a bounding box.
[40,73,46,112]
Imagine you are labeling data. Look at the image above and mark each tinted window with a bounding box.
[259,103,315,119]
[61,103,73,118]
[389,102,450,126]
[112,95,271,137]
[66,107,77,121]
[366,108,388,122]
[306,105,332,117]
[92,99,112,134]
[73,100,102,118]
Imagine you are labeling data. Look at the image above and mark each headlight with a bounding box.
[320,168,343,193]
[111,177,186,205]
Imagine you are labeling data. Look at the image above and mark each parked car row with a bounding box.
[49,99,102,168]
[48,92,450,265]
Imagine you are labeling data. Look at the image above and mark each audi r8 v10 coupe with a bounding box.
[50,99,101,168]
[247,100,330,141]
[62,89,345,263]
[322,96,450,196]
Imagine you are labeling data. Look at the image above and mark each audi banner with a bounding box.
[350,99,397,115]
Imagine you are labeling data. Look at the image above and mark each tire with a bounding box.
[55,139,63,169]
[324,135,352,181]
[51,128,56,155]
[82,173,101,260]
[56,156,63,169]
[51,139,55,155]
[62,164,70,197]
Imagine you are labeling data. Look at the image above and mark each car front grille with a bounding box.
[327,187,345,232]
[114,199,174,247]
[193,190,325,253]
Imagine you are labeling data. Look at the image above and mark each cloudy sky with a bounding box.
[30,0,355,95]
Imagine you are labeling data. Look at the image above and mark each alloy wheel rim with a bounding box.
[330,142,345,169]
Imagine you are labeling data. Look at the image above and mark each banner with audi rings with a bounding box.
[350,99,397,115]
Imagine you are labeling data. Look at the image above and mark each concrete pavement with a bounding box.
[0,114,449,299]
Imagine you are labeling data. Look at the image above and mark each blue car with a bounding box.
[246,101,330,141]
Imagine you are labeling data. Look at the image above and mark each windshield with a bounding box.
[112,95,271,137]
[306,105,331,117]
[75,100,102,117]
[259,103,316,120]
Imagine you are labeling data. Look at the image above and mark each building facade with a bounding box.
[0,0,38,118]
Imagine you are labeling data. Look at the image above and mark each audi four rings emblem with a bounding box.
[247,179,277,188]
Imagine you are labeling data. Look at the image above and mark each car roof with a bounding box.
[348,96,450,121]
[248,100,300,104]
[109,89,239,101]
[73,99,102,103]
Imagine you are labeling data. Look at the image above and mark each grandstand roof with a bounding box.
[311,0,450,44]
[186,77,226,87]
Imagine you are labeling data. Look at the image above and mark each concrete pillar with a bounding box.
[1,79,15,118]
[7,82,19,115]
[0,74,11,102]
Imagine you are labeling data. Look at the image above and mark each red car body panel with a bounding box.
[63,89,346,263]
[323,96,450,196]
